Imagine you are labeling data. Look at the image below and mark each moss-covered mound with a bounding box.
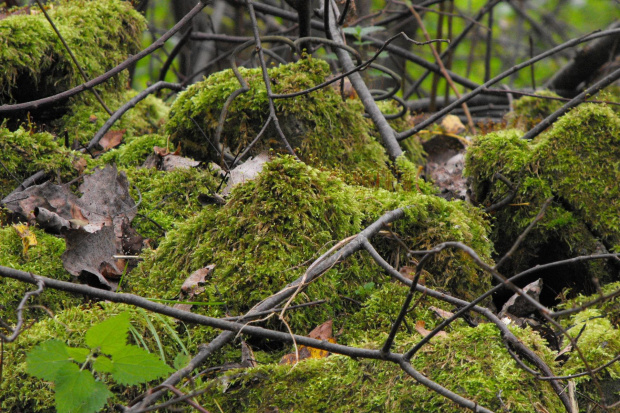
[124,165,220,243]
[55,90,169,144]
[557,282,620,409]
[195,318,561,412]
[466,102,620,302]
[0,225,80,325]
[0,302,183,412]
[0,0,145,105]
[166,58,404,187]
[130,156,493,345]
[506,90,565,130]
[0,126,88,198]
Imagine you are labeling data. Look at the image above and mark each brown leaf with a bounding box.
[99,129,125,150]
[161,155,200,171]
[72,157,88,174]
[399,266,415,280]
[414,320,447,339]
[279,321,337,365]
[308,320,333,341]
[153,146,169,156]
[428,306,454,320]
[88,114,98,123]
[180,265,215,296]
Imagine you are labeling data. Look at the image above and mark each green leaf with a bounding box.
[85,311,130,356]
[92,355,114,374]
[55,365,112,413]
[66,346,91,364]
[26,340,73,381]
[173,353,190,370]
[110,345,173,385]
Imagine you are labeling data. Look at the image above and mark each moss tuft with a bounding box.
[0,0,145,105]
[0,126,87,198]
[196,322,561,413]
[166,58,396,187]
[465,103,620,291]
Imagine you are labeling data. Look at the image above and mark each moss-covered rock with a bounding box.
[0,302,184,412]
[465,102,620,302]
[0,0,145,106]
[0,126,88,198]
[130,156,493,349]
[166,58,410,187]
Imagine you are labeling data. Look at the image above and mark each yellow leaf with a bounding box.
[13,223,37,255]
[440,115,466,135]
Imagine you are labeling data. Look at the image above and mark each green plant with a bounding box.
[25,312,173,413]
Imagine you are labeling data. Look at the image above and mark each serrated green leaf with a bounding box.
[66,347,91,364]
[26,340,73,381]
[55,366,112,413]
[85,311,130,356]
[110,345,173,385]
[93,355,114,374]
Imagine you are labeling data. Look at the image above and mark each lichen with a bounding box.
[0,0,145,105]
[166,58,398,187]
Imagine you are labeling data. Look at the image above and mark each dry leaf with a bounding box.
[441,114,466,135]
[308,320,333,340]
[13,223,37,255]
[99,129,125,150]
[414,320,447,339]
[429,306,454,320]
[72,157,88,174]
[279,320,337,365]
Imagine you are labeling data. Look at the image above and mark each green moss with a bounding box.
[166,58,394,187]
[465,103,620,282]
[124,165,220,242]
[0,0,145,105]
[507,91,565,130]
[0,225,80,325]
[196,323,561,412]
[56,91,169,145]
[130,156,493,349]
[0,302,184,412]
[98,133,168,168]
[556,282,620,409]
[0,126,87,198]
